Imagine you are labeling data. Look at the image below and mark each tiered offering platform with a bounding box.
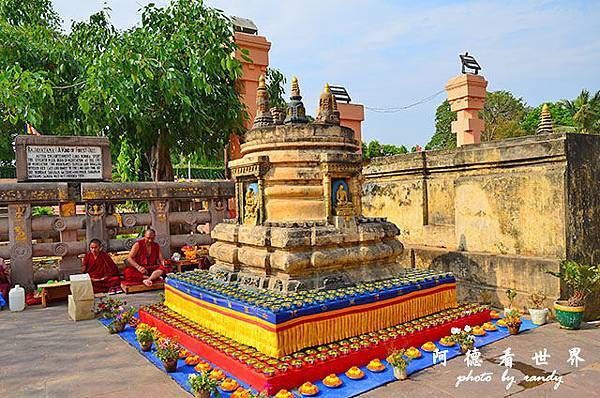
[161,269,458,357]
[139,302,490,394]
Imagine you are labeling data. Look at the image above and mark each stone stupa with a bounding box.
[209,76,404,292]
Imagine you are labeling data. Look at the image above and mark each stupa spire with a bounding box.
[537,103,553,135]
[252,74,273,128]
[284,76,308,124]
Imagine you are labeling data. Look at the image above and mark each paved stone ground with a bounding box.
[1,293,599,398]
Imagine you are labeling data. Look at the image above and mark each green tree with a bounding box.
[362,140,408,159]
[78,2,246,181]
[0,0,246,180]
[426,100,456,150]
[561,89,600,134]
[265,67,286,109]
[480,90,528,141]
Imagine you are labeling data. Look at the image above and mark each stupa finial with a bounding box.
[284,75,308,124]
[537,103,553,135]
[252,73,273,128]
[316,82,340,125]
[291,76,300,98]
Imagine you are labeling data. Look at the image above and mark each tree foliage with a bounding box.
[425,100,456,150]
[0,0,246,180]
[265,67,287,109]
[522,102,575,134]
[362,139,408,160]
[561,89,600,134]
[480,90,528,141]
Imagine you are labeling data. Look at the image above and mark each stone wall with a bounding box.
[362,133,600,317]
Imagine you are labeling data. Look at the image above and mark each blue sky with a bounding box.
[52,0,600,147]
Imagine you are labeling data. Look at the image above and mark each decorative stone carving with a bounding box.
[252,74,273,128]
[11,243,32,259]
[284,77,308,124]
[270,107,285,125]
[86,203,105,219]
[184,211,198,225]
[122,214,137,227]
[156,236,169,248]
[316,83,340,125]
[124,238,137,250]
[243,186,258,225]
[52,217,67,232]
[537,103,554,135]
[54,242,68,256]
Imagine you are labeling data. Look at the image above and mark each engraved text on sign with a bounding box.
[26,145,103,180]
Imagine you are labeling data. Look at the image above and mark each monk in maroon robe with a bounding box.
[124,228,170,286]
[82,239,121,293]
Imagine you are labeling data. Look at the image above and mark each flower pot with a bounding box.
[554,301,585,330]
[528,308,549,325]
[393,367,408,380]
[162,358,178,373]
[194,390,211,398]
[459,344,473,354]
[507,324,521,335]
[139,340,153,352]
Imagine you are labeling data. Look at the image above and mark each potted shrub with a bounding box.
[449,326,475,353]
[156,336,181,372]
[505,310,522,335]
[386,349,411,380]
[188,372,220,398]
[135,323,157,352]
[107,306,135,334]
[504,289,517,316]
[548,261,600,330]
[528,291,549,325]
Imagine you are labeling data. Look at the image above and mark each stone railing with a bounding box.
[0,180,234,289]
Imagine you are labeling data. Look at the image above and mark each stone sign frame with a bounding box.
[230,156,269,225]
[15,135,112,182]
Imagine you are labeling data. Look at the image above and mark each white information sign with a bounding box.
[26,145,103,180]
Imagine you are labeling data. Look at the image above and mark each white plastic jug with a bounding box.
[9,284,25,312]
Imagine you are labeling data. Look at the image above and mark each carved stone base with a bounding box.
[208,218,404,293]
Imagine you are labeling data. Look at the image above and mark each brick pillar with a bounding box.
[150,200,171,258]
[8,204,33,289]
[338,103,365,153]
[445,74,487,146]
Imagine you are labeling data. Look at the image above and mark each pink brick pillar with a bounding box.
[445,74,487,146]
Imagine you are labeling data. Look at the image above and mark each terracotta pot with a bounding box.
[162,358,178,373]
[459,344,473,354]
[507,323,521,335]
[194,391,211,398]
[139,340,153,352]
[393,366,408,380]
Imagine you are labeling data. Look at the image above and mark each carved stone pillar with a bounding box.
[150,200,171,258]
[58,201,80,279]
[209,198,227,232]
[323,174,332,222]
[86,202,108,249]
[8,204,33,289]
[257,178,265,224]
[350,177,362,216]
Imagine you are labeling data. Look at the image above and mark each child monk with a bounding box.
[82,239,121,293]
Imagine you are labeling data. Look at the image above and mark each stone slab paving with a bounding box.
[1,295,599,398]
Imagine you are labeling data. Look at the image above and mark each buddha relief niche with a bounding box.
[332,179,354,217]
[243,182,259,225]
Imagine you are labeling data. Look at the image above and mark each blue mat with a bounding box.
[0,292,5,308]
[100,317,539,397]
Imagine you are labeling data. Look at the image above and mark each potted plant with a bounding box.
[188,372,220,398]
[548,261,600,330]
[528,291,549,325]
[505,310,522,335]
[135,323,157,352]
[95,297,127,320]
[449,326,475,353]
[156,336,181,372]
[386,349,411,380]
[504,289,517,315]
[107,306,135,334]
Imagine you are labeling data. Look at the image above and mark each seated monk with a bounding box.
[82,239,121,294]
[124,228,170,287]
